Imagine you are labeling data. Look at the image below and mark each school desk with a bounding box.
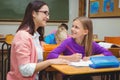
[43,49,120,80]
[51,60,120,80]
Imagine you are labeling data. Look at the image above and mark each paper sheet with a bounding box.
[69,60,92,67]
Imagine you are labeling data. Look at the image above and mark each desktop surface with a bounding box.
[51,64,120,75]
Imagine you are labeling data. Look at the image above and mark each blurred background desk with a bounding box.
[94,39,104,43]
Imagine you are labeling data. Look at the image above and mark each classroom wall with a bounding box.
[0,0,120,40]
[0,0,78,37]
[92,18,120,39]
[85,0,120,39]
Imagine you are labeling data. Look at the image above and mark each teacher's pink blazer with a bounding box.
[7,30,38,80]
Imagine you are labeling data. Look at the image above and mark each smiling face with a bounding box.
[70,17,93,56]
[33,5,49,29]
[71,19,88,41]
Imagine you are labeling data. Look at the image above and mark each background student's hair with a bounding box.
[17,0,47,35]
[59,23,68,30]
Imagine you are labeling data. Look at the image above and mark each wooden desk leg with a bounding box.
[39,70,50,80]
[1,46,3,80]
[114,72,119,80]
[45,71,54,80]
[63,75,71,80]
[101,75,106,80]
[1,43,6,80]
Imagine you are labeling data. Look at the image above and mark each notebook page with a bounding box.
[69,59,92,67]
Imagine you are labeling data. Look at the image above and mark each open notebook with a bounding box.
[69,59,92,67]
[69,56,120,68]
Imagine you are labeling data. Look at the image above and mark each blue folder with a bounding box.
[89,56,120,68]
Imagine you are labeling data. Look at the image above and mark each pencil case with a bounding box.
[89,56,119,68]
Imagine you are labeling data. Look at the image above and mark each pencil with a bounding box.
[66,45,75,54]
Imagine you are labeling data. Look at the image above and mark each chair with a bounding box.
[104,36,120,57]
[108,48,120,58]
[104,36,120,45]
[42,45,60,80]
[43,44,59,60]
[1,34,14,80]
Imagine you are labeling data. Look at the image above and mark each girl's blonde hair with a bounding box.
[73,17,93,56]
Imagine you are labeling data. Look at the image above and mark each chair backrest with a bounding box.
[1,40,12,80]
[43,44,59,60]
[7,47,11,71]
[43,44,59,51]
[108,48,120,58]
[43,51,51,60]
[5,34,14,45]
[104,36,120,45]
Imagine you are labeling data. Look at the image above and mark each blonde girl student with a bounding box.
[47,17,112,80]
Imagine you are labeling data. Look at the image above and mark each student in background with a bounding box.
[47,17,112,80]
[7,1,69,80]
[44,23,69,44]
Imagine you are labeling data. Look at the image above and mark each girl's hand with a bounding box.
[83,56,90,61]
[69,53,82,62]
